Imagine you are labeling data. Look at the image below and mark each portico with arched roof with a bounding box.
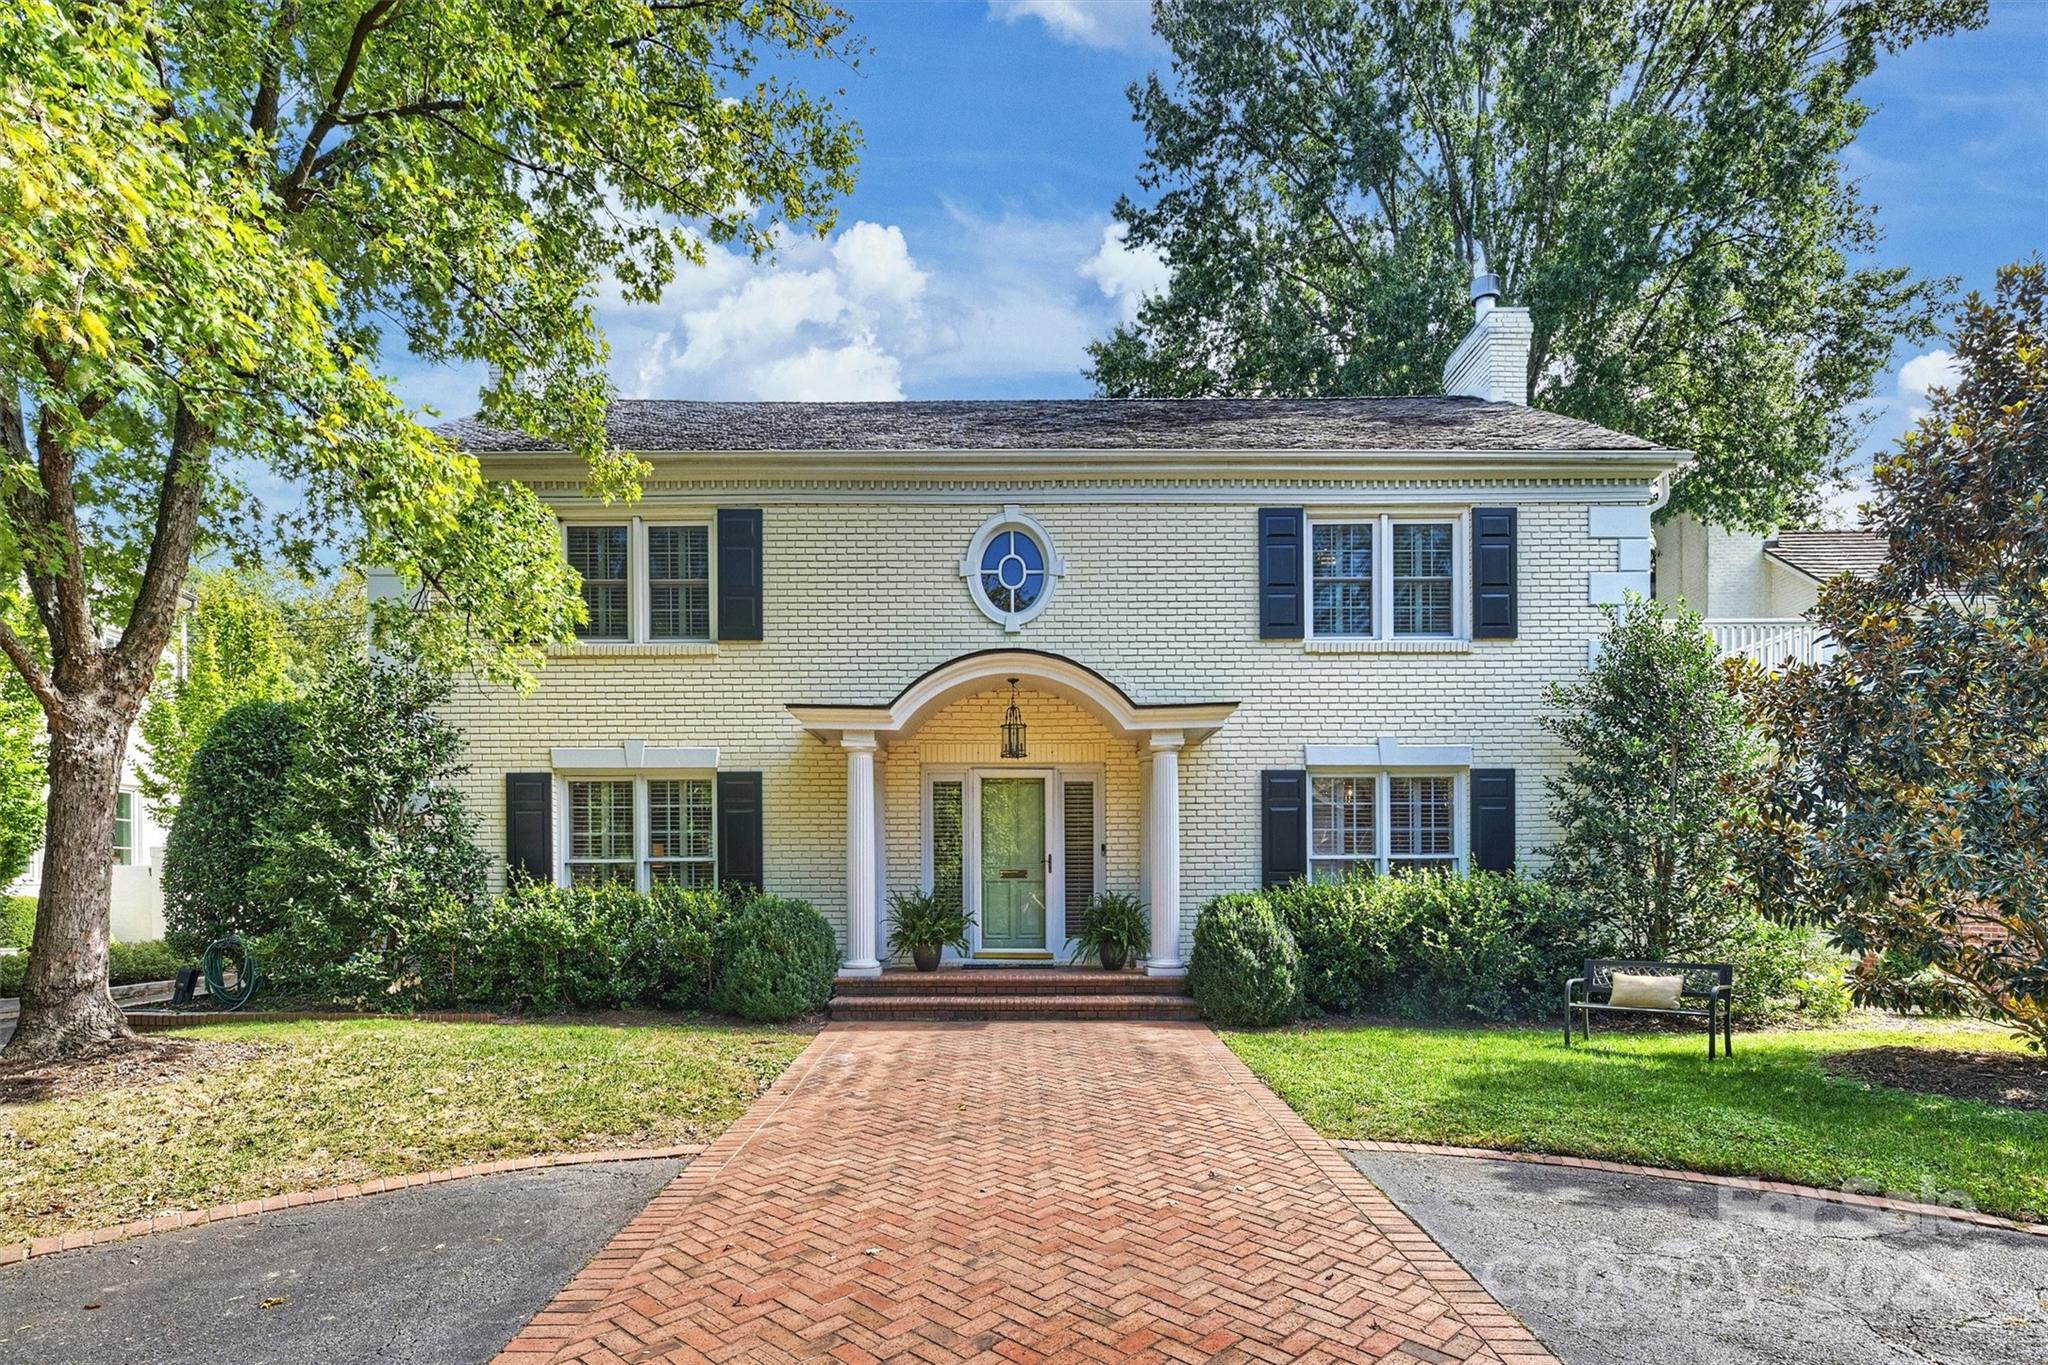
[788,650,1237,978]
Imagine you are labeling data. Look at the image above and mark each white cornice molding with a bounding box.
[478,444,1685,489]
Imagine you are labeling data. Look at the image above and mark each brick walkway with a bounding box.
[498,1023,1554,1364]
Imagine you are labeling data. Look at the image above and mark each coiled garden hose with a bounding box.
[201,936,259,1010]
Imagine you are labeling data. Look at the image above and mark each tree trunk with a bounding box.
[4,691,137,1062]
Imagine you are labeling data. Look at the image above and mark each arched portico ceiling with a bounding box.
[787,649,1238,746]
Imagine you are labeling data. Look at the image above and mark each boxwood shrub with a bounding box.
[710,894,838,1022]
[1188,893,1304,1026]
[413,881,727,1014]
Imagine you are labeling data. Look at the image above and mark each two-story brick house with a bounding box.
[437,283,1683,978]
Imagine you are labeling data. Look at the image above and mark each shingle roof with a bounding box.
[1765,530,1888,582]
[439,398,1665,454]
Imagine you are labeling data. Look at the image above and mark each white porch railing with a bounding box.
[1706,618,1837,668]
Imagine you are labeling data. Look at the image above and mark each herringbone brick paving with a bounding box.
[497,1022,1556,1364]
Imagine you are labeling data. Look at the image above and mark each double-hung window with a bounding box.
[564,776,716,889]
[563,518,714,644]
[1309,513,1462,640]
[1310,772,1462,878]
[567,525,630,641]
[647,526,711,641]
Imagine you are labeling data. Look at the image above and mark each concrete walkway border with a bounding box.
[0,1146,705,1269]
[1331,1139,2048,1239]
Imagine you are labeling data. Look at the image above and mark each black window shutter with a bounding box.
[1258,507,1306,639]
[505,773,553,885]
[716,508,763,641]
[716,771,764,890]
[1472,507,1518,639]
[1261,769,1309,887]
[1470,768,1516,872]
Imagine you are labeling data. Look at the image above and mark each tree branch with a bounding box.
[113,402,210,695]
[280,0,401,209]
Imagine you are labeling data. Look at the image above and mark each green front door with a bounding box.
[978,778,1047,952]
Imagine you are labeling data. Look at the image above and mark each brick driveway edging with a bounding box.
[0,1146,703,1268]
[1329,1139,2048,1239]
[499,1022,1557,1364]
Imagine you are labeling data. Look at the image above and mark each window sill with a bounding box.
[548,640,719,660]
[1304,637,1473,655]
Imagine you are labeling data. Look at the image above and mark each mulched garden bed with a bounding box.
[1823,1044,2048,1111]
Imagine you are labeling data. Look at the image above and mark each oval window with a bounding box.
[980,529,1047,612]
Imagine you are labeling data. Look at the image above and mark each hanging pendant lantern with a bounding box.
[1000,677,1028,759]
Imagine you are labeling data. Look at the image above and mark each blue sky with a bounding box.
[397,0,2046,514]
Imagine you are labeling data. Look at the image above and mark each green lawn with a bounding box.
[1224,1020,2048,1224]
[0,1016,812,1244]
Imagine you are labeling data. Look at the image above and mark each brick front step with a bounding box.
[834,968,1189,997]
[831,993,1202,1022]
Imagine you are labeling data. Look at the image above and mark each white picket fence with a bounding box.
[1706,618,1837,668]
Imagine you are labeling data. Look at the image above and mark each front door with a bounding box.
[978,777,1047,952]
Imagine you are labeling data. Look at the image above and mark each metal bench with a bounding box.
[1565,959,1735,1058]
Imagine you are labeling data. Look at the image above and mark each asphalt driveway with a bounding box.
[0,1159,683,1365]
[1353,1151,2048,1365]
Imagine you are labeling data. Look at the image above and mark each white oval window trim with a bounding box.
[958,505,1067,632]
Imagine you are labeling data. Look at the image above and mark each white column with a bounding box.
[842,732,882,977]
[1146,731,1185,977]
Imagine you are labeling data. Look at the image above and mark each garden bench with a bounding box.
[1565,959,1735,1058]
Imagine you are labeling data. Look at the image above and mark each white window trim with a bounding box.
[560,513,717,646]
[1307,510,1468,643]
[556,769,717,891]
[1307,768,1468,878]
[920,764,1101,962]
[113,790,136,867]
[642,520,715,643]
[959,504,1067,632]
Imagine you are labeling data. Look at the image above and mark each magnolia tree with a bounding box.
[0,0,858,1061]
[1541,596,1758,959]
[1738,261,2047,1046]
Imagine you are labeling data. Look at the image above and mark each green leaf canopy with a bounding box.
[1091,0,1983,530]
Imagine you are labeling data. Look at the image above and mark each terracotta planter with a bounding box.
[911,944,942,972]
[1098,943,1129,972]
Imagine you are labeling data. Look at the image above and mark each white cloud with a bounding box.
[1078,222,1168,322]
[621,220,927,401]
[1897,348,1963,422]
[986,0,1159,53]
[589,209,1139,401]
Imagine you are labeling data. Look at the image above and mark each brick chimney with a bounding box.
[1442,244,1532,404]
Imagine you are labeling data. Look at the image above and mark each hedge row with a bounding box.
[1188,871,1852,1028]
[0,939,185,998]
[269,882,839,1023]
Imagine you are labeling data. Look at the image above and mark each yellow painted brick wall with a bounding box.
[441,483,1632,955]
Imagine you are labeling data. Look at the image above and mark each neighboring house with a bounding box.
[1654,515,1886,665]
[434,280,1686,977]
[7,736,168,944]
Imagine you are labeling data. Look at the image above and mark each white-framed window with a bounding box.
[563,775,715,889]
[1310,771,1464,878]
[959,505,1067,632]
[562,516,715,644]
[1310,513,1464,640]
[113,790,135,867]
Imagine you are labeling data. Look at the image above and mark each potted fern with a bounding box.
[886,886,972,972]
[1069,890,1149,971]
